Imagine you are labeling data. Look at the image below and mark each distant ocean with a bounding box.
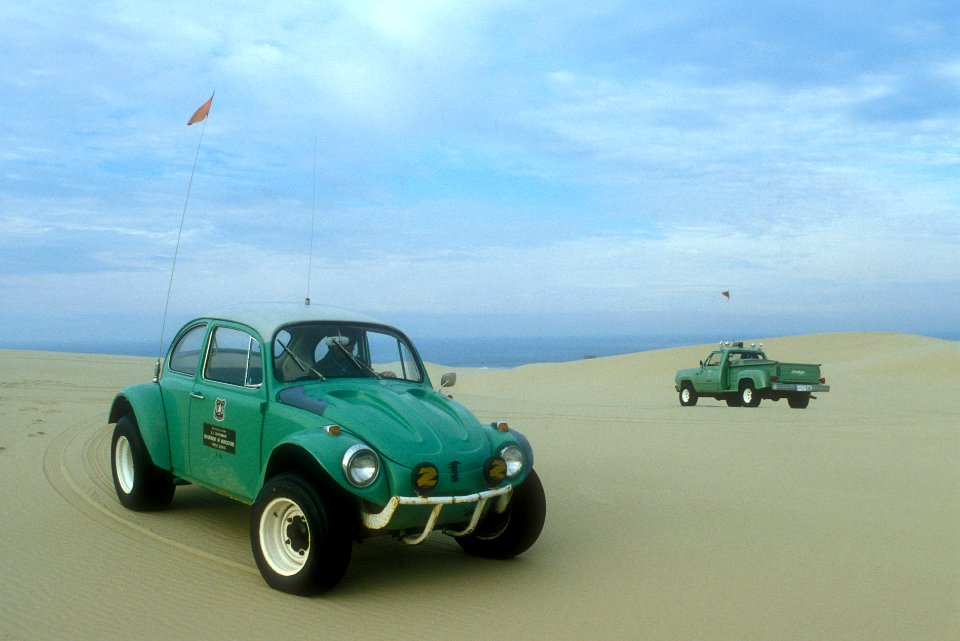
[6,334,716,369]
[413,334,717,368]
[7,331,958,369]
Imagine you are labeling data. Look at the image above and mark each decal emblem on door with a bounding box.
[214,398,226,421]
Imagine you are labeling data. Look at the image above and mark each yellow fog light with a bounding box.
[483,456,507,486]
[411,462,439,495]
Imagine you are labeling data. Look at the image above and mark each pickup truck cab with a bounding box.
[675,342,830,408]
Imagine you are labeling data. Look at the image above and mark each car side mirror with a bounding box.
[439,372,456,391]
[699,360,704,368]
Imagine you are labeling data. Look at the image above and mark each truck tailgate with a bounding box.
[775,362,822,384]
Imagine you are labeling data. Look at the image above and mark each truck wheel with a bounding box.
[679,383,698,406]
[456,469,546,560]
[788,394,810,409]
[739,383,761,407]
[111,415,175,511]
[251,474,351,595]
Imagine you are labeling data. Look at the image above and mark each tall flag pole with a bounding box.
[305,136,318,306]
[156,93,215,378]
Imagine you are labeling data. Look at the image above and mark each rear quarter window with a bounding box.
[169,324,207,375]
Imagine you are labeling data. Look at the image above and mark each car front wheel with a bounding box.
[455,468,546,560]
[679,384,698,407]
[250,474,351,595]
[111,415,175,511]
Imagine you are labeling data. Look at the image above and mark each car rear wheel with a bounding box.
[740,383,761,407]
[679,384,698,407]
[111,415,175,510]
[788,394,810,409]
[455,469,546,560]
[250,474,351,595]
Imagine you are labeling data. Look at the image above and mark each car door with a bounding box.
[188,324,265,501]
[698,351,722,393]
[161,322,209,475]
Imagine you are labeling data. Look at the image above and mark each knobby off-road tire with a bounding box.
[679,384,698,407]
[111,415,175,511]
[740,382,761,408]
[456,468,546,560]
[250,474,352,595]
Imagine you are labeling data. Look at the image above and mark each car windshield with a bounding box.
[273,322,423,384]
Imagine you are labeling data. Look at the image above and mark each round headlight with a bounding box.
[342,444,380,488]
[500,445,524,478]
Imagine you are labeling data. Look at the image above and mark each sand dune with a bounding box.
[1,333,957,640]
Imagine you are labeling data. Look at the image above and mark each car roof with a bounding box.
[201,302,388,340]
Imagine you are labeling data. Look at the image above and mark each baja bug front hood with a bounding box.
[280,380,489,467]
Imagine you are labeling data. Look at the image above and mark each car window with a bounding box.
[169,324,207,375]
[204,326,263,388]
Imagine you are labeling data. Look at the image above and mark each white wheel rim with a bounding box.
[681,389,691,402]
[259,497,311,576]
[115,435,135,494]
[743,388,753,403]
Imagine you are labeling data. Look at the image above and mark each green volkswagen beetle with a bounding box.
[108,303,545,594]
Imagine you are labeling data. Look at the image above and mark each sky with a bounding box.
[1,0,959,351]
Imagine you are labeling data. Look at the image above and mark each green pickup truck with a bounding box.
[674,342,830,408]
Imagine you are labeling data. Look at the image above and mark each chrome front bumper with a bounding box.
[361,485,514,545]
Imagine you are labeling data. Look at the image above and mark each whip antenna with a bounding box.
[305,135,318,306]
[156,92,214,378]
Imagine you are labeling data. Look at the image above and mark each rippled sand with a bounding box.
[1,333,957,640]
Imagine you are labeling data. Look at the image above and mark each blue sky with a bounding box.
[2,0,958,349]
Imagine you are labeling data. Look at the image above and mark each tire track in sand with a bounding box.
[42,418,257,576]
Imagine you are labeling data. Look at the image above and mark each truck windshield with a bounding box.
[273,322,423,384]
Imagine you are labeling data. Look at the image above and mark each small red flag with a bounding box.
[722,290,730,299]
[187,94,214,125]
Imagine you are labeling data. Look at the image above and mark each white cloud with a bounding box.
[1,1,958,347]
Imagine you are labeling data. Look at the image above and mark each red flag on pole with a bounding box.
[722,290,730,299]
[187,94,214,125]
